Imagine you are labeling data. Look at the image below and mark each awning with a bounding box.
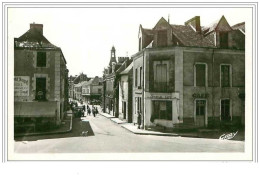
[14,101,57,117]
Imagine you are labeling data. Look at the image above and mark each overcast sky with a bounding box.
[9,7,250,77]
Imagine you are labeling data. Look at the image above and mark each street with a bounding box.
[14,110,244,153]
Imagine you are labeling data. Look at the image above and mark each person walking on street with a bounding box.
[83,105,85,112]
[92,107,96,117]
[88,108,91,116]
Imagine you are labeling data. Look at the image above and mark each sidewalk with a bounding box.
[14,110,73,137]
[99,113,179,136]
[99,112,244,140]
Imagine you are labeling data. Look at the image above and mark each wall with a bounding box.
[182,48,245,127]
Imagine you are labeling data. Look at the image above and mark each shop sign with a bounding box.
[14,76,30,96]
[192,93,209,98]
[148,95,173,99]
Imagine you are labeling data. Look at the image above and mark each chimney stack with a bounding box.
[30,23,43,35]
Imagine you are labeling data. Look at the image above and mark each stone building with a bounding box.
[14,23,69,129]
[102,46,129,117]
[118,59,133,122]
[82,76,103,104]
[132,16,245,130]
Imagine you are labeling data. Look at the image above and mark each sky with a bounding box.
[9,7,250,77]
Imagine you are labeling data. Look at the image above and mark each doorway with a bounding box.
[195,99,206,127]
[36,77,46,101]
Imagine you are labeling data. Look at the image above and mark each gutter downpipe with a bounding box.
[142,49,145,130]
[212,48,215,128]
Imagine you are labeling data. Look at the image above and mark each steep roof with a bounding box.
[82,76,102,87]
[171,24,215,47]
[232,22,245,33]
[15,27,58,49]
[120,62,133,75]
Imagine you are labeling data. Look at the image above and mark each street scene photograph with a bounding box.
[7,4,252,160]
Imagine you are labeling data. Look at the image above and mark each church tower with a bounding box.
[109,46,117,67]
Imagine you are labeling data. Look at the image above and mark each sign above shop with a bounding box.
[192,93,209,98]
[147,95,175,100]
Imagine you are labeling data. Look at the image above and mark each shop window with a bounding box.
[157,30,167,47]
[154,63,168,92]
[221,99,231,120]
[221,65,231,87]
[35,77,46,101]
[195,64,206,87]
[37,52,46,67]
[152,101,172,120]
[219,32,228,48]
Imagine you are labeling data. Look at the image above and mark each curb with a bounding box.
[14,115,73,137]
[119,125,180,136]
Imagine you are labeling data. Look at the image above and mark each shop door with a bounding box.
[36,77,46,101]
[195,100,206,126]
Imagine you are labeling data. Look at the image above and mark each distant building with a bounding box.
[82,76,103,104]
[72,73,88,100]
[118,59,133,122]
[14,23,69,128]
[132,16,245,129]
[102,46,129,116]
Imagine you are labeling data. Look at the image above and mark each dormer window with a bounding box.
[219,31,228,48]
[157,30,167,47]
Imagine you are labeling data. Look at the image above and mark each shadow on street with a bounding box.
[14,118,95,142]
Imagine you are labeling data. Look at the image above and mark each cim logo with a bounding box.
[219,131,238,140]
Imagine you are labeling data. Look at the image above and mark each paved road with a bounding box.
[14,112,244,153]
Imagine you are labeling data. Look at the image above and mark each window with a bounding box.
[37,52,46,67]
[221,65,231,87]
[152,101,172,120]
[154,63,167,92]
[135,68,138,87]
[219,32,228,48]
[157,30,167,47]
[221,99,230,120]
[139,67,142,88]
[98,88,102,94]
[35,77,46,101]
[195,64,206,86]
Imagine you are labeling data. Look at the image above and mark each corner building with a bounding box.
[14,23,68,127]
[132,16,245,129]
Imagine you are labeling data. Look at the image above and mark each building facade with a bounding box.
[82,76,103,104]
[132,16,245,130]
[118,59,133,123]
[14,23,69,128]
[102,46,129,117]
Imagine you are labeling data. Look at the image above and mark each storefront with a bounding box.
[143,92,180,128]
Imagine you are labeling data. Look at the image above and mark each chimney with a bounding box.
[30,23,43,35]
[185,16,201,32]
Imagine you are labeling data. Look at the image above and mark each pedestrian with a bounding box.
[88,108,91,116]
[92,107,96,117]
[83,105,85,112]
[95,107,98,114]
